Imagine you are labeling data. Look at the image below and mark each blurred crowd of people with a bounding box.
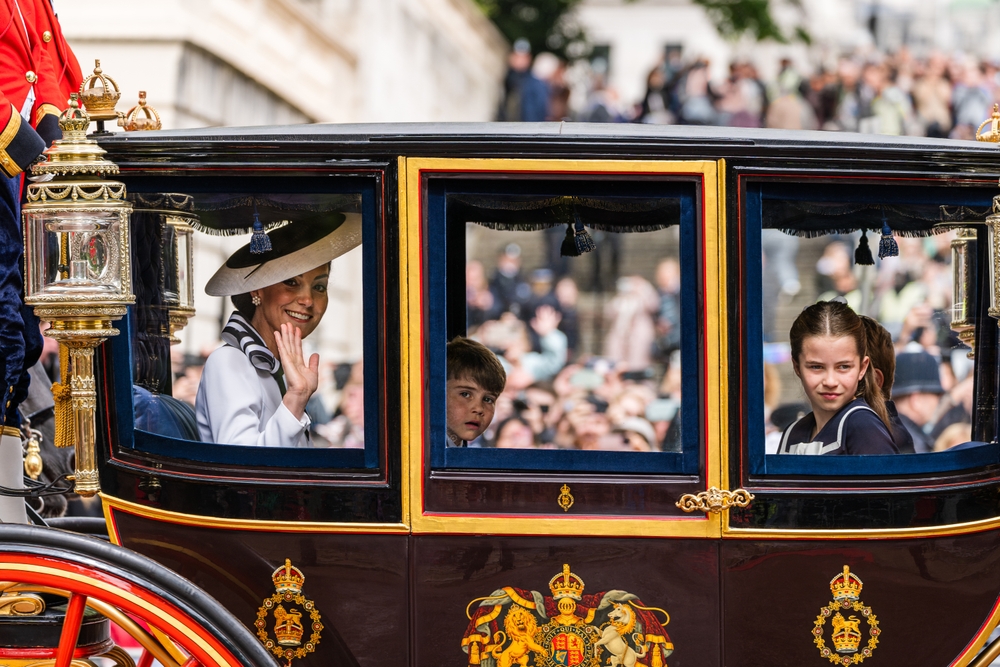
[466,241,683,452]
[502,37,1000,139]
[763,231,975,454]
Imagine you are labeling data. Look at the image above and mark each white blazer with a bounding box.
[195,344,311,448]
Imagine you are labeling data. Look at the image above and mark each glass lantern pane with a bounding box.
[32,209,123,297]
[176,228,193,310]
[161,222,180,307]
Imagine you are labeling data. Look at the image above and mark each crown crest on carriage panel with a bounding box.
[272,559,305,594]
[830,565,863,601]
[549,564,585,600]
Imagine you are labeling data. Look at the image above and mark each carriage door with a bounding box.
[722,171,1000,667]
[399,157,729,666]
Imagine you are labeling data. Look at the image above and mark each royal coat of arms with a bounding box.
[813,565,880,665]
[461,563,673,667]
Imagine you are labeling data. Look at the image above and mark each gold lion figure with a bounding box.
[490,605,549,667]
[832,613,861,636]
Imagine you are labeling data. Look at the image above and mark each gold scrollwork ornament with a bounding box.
[255,559,323,666]
[813,565,880,665]
[675,487,754,514]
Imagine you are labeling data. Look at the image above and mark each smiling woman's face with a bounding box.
[252,264,330,341]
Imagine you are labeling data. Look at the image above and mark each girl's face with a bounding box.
[793,335,869,419]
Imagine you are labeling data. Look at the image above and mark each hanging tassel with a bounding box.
[651,644,663,667]
[560,221,596,257]
[51,343,74,448]
[249,205,271,255]
[854,231,874,265]
[878,217,898,259]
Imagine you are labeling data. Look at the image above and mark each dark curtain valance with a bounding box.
[448,195,681,232]
[182,193,362,236]
[763,200,989,237]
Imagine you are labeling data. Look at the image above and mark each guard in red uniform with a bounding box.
[0,0,76,428]
[33,0,81,105]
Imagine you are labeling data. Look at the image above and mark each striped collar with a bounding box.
[221,312,280,375]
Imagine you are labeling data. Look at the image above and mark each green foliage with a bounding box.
[473,0,590,60]
[690,0,811,43]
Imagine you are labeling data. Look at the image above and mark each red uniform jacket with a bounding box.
[34,0,81,105]
[0,0,68,177]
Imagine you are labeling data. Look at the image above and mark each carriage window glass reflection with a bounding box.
[130,193,368,451]
[761,227,975,456]
[460,218,683,453]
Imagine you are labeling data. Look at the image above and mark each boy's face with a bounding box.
[447,377,497,442]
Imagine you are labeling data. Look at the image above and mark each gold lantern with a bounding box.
[22,94,134,497]
[950,227,977,356]
[129,193,197,345]
[987,195,1000,330]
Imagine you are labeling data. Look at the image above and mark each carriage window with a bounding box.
[427,180,703,475]
[747,181,1000,476]
[117,186,379,469]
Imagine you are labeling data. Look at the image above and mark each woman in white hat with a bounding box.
[195,213,361,447]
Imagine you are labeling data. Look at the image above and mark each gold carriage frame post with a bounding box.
[399,157,728,538]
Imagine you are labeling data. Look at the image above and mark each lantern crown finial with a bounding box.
[58,94,91,134]
[120,90,162,131]
[977,104,1000,143]
[78,59,122,121]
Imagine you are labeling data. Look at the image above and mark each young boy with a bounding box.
[447,337,507,447]
[860,316,915,454]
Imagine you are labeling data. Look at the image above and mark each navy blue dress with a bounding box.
[778,398,899,455]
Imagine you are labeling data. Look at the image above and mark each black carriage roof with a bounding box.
[96,121,1000,174]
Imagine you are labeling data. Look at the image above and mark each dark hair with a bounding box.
[860,315,895,399]
[447,336,506,396]
[789,301,890,430]
[232,292,255,319]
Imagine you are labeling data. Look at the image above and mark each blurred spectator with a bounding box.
[490,243,531,316]
[498,38,549,122]
[318,378,365,449]
[934,422,972,452]
[603,276,660,370]
[654,258,681,357]
[554,277,580,355]
[494,416,536,449]
[467,260,502,326]
[892,351,945,453]
[615,416,658,452]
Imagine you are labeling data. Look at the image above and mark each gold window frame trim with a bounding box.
[400,156,728,538]
[101,494,410,534]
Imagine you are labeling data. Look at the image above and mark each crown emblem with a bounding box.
[549,564,585,600]
[830,565,863,601]
[257,558,323,664]
[272,559,305,594]
[830,613,863,653]
[814,565,879,664]
[273,604,305,647]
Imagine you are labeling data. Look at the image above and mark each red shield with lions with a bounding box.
[552,632,585,666]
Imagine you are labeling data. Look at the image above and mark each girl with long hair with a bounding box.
[777,301,898,455]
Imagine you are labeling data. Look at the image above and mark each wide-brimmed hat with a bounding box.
[892,351,944,398]
[206,213,361,296]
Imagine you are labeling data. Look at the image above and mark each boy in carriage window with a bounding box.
[446,337,507,447]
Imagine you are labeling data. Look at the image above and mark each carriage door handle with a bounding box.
[676,487,754,514]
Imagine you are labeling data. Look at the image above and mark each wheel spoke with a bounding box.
[181,658,202,667]
[55,592,88,667]
[137,649,155,667]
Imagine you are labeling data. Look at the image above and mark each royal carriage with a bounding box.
[6,90,1000,667]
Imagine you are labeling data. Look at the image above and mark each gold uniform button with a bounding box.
[25,71,36,84]
[42,31,52,43]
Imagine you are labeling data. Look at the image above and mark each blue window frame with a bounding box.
[110,176,381,469]
[424,175,704,475]
[744,179,1000,476]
